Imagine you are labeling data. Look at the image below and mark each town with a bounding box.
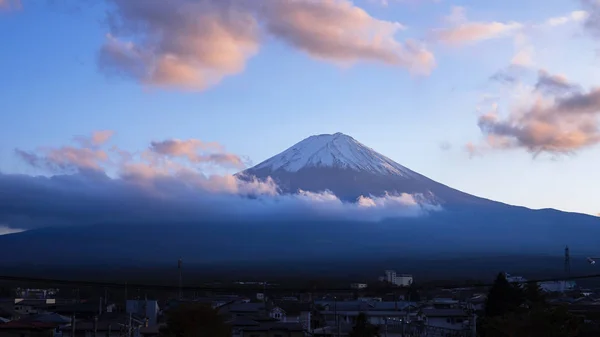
[1,268,600,337]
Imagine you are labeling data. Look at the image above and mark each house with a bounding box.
[269,303,312,331]
[239,321,306,337]
[421,308,471,331]
[315,300,420,329]
[139,324,165,337]
[469,294,487,312]
[0,321,60,337]
[0,305,21,321]
[126,300,160,326]
[60,312,146,337]
[13,299,57,315]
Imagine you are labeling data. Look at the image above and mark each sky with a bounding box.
[1,0,600,229]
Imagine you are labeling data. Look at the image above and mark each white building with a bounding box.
[383,270,413,287]
[538,280,576,292]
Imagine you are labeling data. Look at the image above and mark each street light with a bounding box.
[587,257,600,265]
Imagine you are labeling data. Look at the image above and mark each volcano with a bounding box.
[239,132,498,208]
[1,132,600,270]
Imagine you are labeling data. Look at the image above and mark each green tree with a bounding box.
[482,305,582,337]
[523,281,545,307]
[484,272,523,318]
[349,313,380,337]
[159,303,230,337]
[404,283,420,302]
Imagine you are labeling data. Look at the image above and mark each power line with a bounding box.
[0,272,599,293]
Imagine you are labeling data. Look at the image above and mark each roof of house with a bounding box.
[225,303,265,313]
[227,316,261,327]
[422,309,469,318]
[0,321,59,330]
[0,307,19,318]
[274,302,311,315]
[315,300,417,312]
[17,313,71,324]
[241,322,305,332]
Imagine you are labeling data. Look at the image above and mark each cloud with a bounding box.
[367,0,442,7]
[439,141,452,151]
[543,10,588,27]
[98,0,260,91]
[2,133,440,230]
[0,0,21,11]
[149,139,245,169]
[74,130,115,148]
[259,0,435,74]
[471,70,600,155]
[432,6,523,46]
[97,0,436,90]
[581,0,600,38]
[0,225,23,236]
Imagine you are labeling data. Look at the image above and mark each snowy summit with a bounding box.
[251,132,416,177]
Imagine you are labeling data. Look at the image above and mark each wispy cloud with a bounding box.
[580,0,600,38]
[2,132,441,230]
[0,225,24,235]
[431,7,523,46]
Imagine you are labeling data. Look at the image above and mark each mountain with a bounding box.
[239,132,498,208]
[1,132,600,271]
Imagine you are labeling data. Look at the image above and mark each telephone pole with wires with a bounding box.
[178,258,183,300]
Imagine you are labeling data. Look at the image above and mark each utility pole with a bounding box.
[178,258,183,300]
[93,315,98,337]
[333,297,337,337]
[129,312,133,337]
[70,314,76,337]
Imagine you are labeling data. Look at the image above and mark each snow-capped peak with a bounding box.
[251,133,418,177]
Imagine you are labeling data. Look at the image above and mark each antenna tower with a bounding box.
[564,245,571,277]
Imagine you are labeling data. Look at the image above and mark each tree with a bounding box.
[349,313,380,337]
[159,303,231,337]
[404,283,420,302]
[523,281,546,307]
[482,305,582,337]
[484,272,524,318]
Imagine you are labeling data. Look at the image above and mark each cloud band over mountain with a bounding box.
[0,132,440,232]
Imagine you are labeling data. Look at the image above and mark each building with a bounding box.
[350,283,367,290]
[421,308,471,331]
[0,321,60,337]
[126,299,160,326]
[382,271,413,287]
[538,280,577,293]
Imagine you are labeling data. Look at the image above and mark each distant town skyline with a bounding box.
[1,0,600,217]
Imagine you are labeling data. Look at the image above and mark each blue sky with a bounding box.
[1,0,600,216]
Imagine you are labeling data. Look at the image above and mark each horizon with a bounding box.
[1,0,600,237]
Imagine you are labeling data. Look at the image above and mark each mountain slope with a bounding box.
[2,132,599,269]
[239,133,499,208]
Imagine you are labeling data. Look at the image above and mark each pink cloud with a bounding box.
[149,139,245,169]
[99,0,260,91]
[472,70,600,155]
[432,7,522,46]
[260,0,435,74]
[8,133,439,227]
[0,0,21,12]
[97,0,436,90]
